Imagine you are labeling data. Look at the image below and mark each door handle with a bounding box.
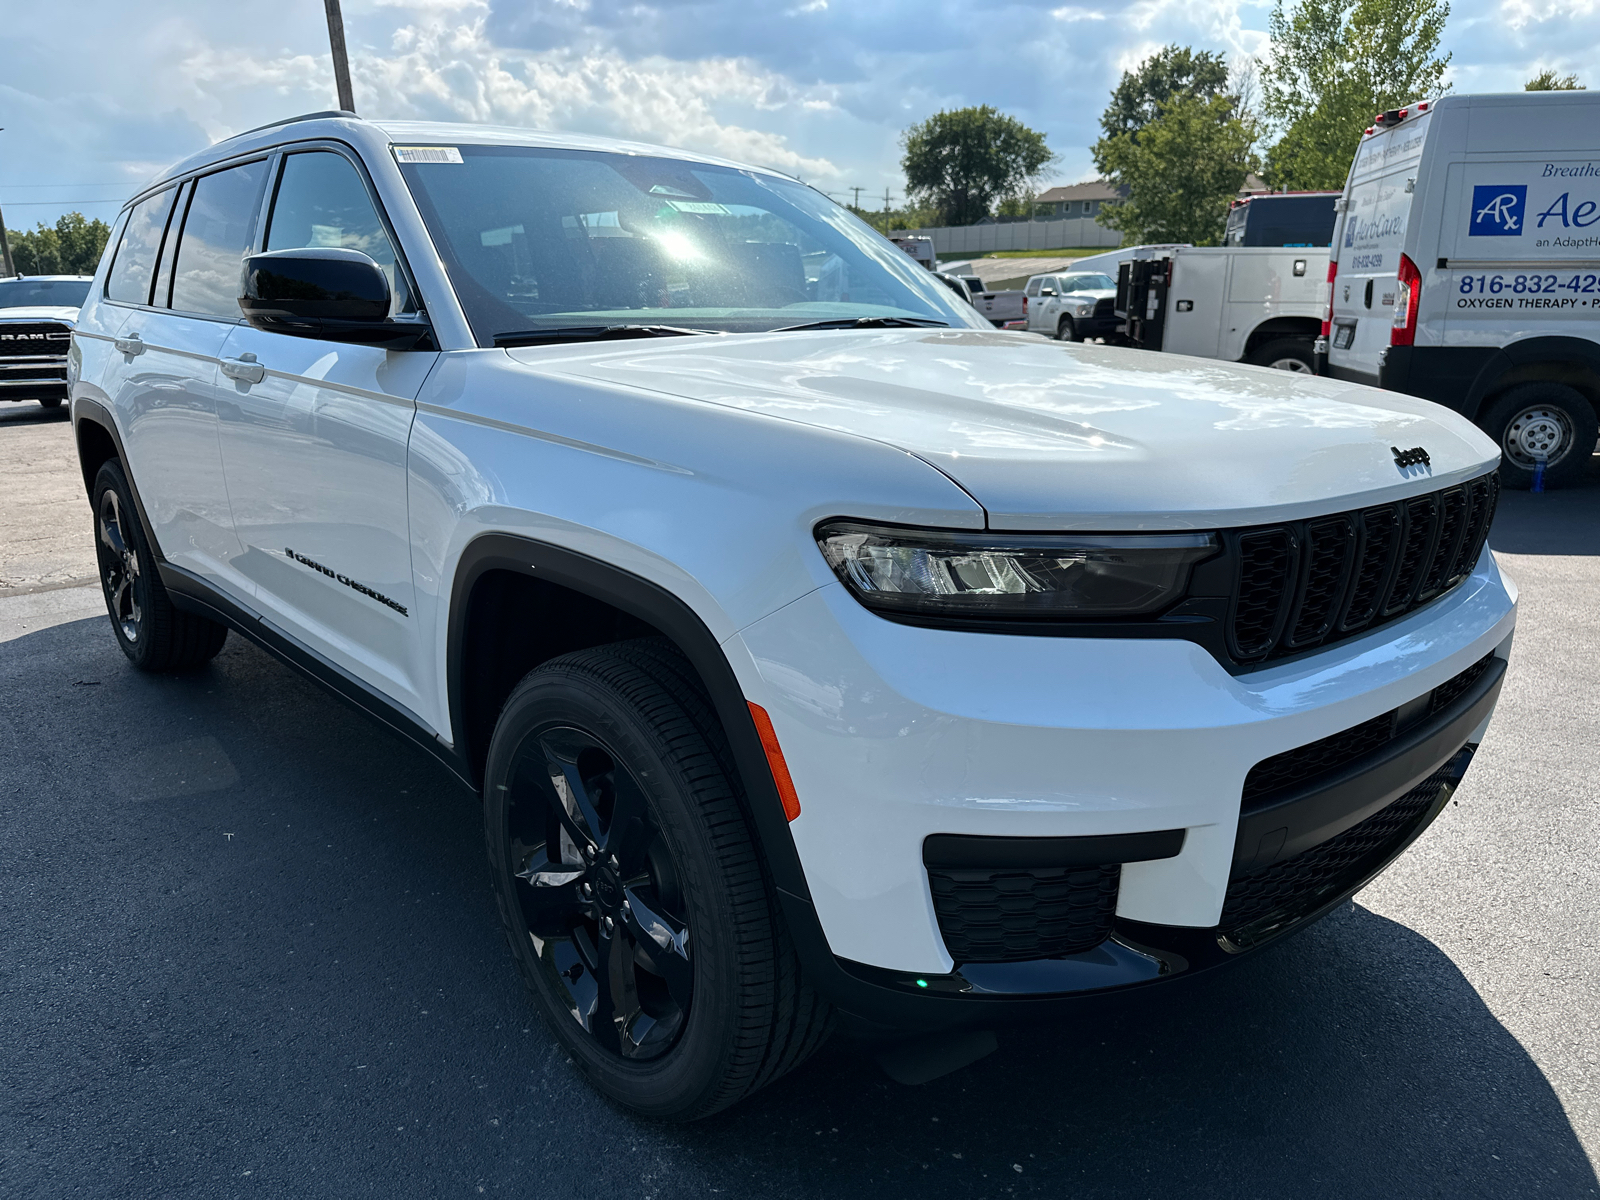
[220,353,266,385]
[113,333,145,356]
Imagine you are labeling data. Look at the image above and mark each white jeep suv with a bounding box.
[69,112,1516,1120]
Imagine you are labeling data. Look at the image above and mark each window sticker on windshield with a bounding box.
[665,200,730,215]
[393,146,463,164]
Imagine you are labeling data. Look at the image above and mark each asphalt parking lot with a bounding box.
[3,399,1598,1199]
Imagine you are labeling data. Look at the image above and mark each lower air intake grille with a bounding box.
[1220,749,1472,949]
[929,864,1119,963]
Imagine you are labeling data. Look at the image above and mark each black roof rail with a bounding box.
[226,110,360,142]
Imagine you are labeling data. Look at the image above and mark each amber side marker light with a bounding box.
[747,702,802,821]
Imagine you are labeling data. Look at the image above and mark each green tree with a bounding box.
[1526,69,1583,90]
[8,212,113,275]
[1258,0,1453,190]
[901,106,1055,227]
[1099,44,1233,141]
[1095,92,1259,245]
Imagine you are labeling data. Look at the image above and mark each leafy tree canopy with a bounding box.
[7,211,112,276]
[1095,92,1259,246]
[1526,69,1583,90]
[1099,45,1232,141]
[1258,0,1452,190]
[901,106,1055,227]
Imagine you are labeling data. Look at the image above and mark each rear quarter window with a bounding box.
[106,189,176,305]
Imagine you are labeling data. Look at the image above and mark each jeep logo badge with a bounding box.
[1392,445,1431,469]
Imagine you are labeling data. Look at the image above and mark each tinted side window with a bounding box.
[106,189,176,305]
[265,151,412,314]
[170,160,269,318]
[151,179,192,309]
[1025,278,1041,297]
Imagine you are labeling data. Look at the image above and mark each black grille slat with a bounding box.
[1337,505,1402,632]
[1230,529,1295,658]
[1382,496,1440,616]
[1418,486,1469,600]
[1448,474,1499,584]
[1285,516,1355,648]
[929,864,1119,963]
[1093,297,1116,318]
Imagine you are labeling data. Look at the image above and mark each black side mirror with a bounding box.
[240,248,427,347]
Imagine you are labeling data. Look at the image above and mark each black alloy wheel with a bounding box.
[97,483,143,646]
[483,640,833,1119]
[92,459,228,672]
[505,722,694,1061]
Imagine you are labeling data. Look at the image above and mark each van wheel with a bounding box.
[39,396,62,410]
[1248,338,1315,373]
[482,639,832,1120]
[1482,383,1598,489]
[92,460,228,672]
[1057,316,1080,342]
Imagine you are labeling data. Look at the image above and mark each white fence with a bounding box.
[898,218,1122,255]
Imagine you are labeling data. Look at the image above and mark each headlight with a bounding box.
[1074,301,1095,317]
[816,521,1217,620]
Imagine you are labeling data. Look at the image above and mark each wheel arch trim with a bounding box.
[445,533,815,905]
[72,397,165,563]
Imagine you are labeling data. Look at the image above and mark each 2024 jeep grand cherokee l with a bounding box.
[69,112,1516,1119]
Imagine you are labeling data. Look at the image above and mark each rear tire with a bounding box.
[483,639,832,1120]
[38,396,62,410]
[92,459,227,672]
[1481,383,1598,490]
[1247,338,1315,373]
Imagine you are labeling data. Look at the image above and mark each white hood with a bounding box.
[0,306,80,323]
[513,328,1501,531]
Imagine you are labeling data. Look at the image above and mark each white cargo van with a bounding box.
[1323,90,1600,487]
[1115,246,1330,371]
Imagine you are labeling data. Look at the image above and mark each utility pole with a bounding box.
[324,0,357,113]
[850,186,865,210]
[0,129,14,277]
[882,187,894,218]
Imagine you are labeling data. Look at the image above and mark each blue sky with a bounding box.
[0,0,1593,236]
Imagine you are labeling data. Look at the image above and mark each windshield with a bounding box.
[396,145,984,344]
[0,278,90,309]
[1059,274,1115,292]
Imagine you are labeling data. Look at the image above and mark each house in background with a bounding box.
[1033,179,1125,219]
[1032,173,1272,220]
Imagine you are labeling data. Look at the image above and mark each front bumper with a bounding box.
[727,547,1515,1020]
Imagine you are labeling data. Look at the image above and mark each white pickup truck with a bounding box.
[1115,246,1331,372]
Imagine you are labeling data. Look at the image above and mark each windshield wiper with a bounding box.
[768,316,951,332]
[493,324,722,348]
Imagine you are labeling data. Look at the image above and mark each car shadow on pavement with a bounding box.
[3,615,1593,1200]
[1492,467,1600,555]
[0,402,69,428]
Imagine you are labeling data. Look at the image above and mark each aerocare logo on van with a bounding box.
[1470,185,1526,236]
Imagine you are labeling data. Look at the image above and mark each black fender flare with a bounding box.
[445,533,815,906]
[72,397,165,563]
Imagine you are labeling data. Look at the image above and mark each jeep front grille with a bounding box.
[1226,472,1498,664]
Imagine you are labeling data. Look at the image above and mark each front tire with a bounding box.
[1247,337,1315,373]
[92,459,227,672]
[1056,316,1079,342]
[483,639,831,1120]
[1481,383,1598,489]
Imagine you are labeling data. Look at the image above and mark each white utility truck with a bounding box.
[1321,90,1600,487]
[1114,246,1331,372]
